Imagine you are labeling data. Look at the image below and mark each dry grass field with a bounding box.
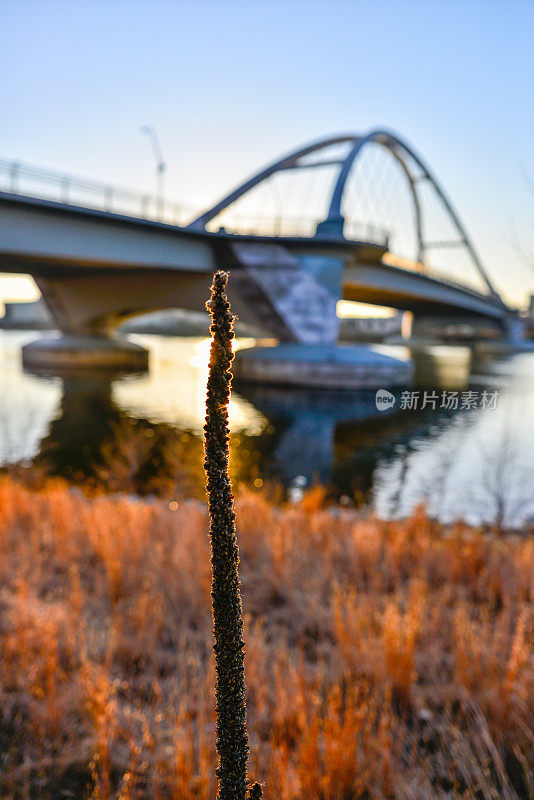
[0,476,532,799]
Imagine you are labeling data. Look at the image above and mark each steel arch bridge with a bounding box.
[189,128,501,301]
[0,128,520,351]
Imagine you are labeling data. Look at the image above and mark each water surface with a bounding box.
[1,330,533,527]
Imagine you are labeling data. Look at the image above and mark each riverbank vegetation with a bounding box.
[0,475,532,799]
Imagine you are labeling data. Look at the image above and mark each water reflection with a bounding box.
[0,332,61,464]
[1,331,533,527]
[235,383,403,488]
[374,357,534,528]
[31,374,206,497]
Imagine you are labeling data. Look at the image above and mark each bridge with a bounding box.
[0,129,522,376]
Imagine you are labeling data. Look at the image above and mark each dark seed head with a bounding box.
[204,271,262,800]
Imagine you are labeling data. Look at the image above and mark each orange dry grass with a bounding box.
[0,476,532,799]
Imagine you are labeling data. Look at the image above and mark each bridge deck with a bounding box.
[0,191,509,335]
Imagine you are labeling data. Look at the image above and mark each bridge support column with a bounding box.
[233,342,413,390]
[22,334,149,373]
[502,314,526,344]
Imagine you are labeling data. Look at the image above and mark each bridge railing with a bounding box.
[0,158,196,227]
[382,253,494,299]
[0,157,389,246]
[206,212,389,244]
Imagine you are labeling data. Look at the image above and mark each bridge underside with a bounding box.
[342,263,507,323]
[5,258,507,341]
[25,264,508,345]
[33,268,223,335]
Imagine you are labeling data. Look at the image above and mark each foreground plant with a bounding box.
[204,271,262,800]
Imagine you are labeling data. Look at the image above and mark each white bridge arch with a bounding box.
[189,129,501,300]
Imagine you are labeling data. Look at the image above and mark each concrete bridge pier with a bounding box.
[22,333,149,372]
[21,273,151,372]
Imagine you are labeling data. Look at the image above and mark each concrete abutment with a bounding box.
[21,334,149,373]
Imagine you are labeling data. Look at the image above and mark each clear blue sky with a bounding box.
[1,0,533,306]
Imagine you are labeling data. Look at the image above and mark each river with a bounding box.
[1,330,533,528]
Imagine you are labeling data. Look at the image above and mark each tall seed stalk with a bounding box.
[204,271,262,800]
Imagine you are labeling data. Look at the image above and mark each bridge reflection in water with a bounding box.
[2,333,532,526]
[24,372,468,501]
[31,376,479,500]
[4,335,528,513]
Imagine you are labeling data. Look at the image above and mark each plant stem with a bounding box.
[204,271,261,800]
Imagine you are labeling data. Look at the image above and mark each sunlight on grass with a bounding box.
[0,477,532,798]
